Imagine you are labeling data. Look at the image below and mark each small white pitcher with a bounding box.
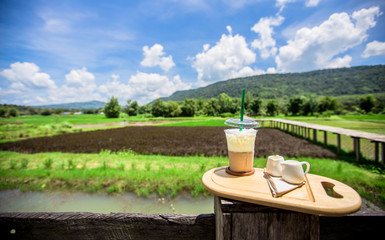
[281,160,310,185]
[266,155,285,176]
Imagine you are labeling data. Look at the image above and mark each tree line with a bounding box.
[0,104,102,118]
[103,93,383,118]
[1,93,381,119]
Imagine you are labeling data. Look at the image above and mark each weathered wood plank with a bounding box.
[215,197,385,240]
[0,212,215,240]
[353,137,361,162]
[336,134,341,154]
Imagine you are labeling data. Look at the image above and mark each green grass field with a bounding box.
[1,151,384,208]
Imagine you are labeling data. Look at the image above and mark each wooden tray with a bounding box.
[202,167,362,216]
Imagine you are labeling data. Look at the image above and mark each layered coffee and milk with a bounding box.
[224,128,257,173]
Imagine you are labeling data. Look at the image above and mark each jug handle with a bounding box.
[301,161,310,175]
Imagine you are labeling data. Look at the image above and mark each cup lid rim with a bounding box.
[224,118,260,128]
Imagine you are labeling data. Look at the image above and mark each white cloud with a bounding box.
[35,96,47,103]
[192,26,257,86]
[251,15,284,59]
[362,41,385,58]
[47,67,102,104]
[305,0,320,7]
[275,0,296,11]
[141,44,175,72]
[324,55,352,69]
[276,0,320,10]
[276,6,381,72]
[0,62,57,89]
[127,72,191,103]
[0,61,191,105]
[65,67,95,88]
[99,77,133,102]
[99,72,191,104]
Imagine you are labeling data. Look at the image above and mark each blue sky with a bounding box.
[1,0,385,106]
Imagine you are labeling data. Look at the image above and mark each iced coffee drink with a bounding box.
[225,128,257,173]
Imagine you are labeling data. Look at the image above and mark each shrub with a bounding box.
[0,107,7,118]
[9,160,17,169]
[104,97,121,118]
[8,108,19,117]
[41,108,52,116]
[67,159,76,170]
[44,158,53,169]
[21,158,29,168]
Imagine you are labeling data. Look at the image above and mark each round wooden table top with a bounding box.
[202,167,362,216]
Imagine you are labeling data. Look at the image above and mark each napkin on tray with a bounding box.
[263,168,305,198]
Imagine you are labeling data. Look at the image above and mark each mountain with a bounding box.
[161,65,385,101]
[35,100,105,109]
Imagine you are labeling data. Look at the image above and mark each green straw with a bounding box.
[240,89,245,131]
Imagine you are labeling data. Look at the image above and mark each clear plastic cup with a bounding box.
[224,128,257,173]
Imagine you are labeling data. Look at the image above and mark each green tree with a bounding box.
[41,108,52,116]
[359,95,376,113]
[124,100,139,116]
[287,97,303,116]
[318,96,337,113]
[244,91,253,110]
[302,96,318,116]
[8,108,19,117]
[181,98,196,117]
[151,99,166,117]
[218,93,237,113]
[266,100,278,116]
[138,104,151,114]
[0,107,7,118]
[54,108,64,115]
[249,97,262,116]
[195,98,205,115]
[164,101,181,117]
[28,107,38,115]
[203,98,219,116]
[104,97,121,118]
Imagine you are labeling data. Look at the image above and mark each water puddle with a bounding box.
[0,190,214,214]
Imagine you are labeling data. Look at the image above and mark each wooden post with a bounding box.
[337,134,341,154]
[373,141,379,163]
[215,196,319,240]
[313,129,317,143]
[353,138,360,162]
[323,131,327,147]
[381,143,385,165]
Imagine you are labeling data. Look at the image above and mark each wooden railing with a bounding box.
[259,118,385,164]
[1,197,384,240]
[0,212,215,240]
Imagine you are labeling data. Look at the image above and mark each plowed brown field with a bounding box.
[0,126,336,158]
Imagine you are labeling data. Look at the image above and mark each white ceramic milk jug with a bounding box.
[281,160,310,184]
[266,155,285,176]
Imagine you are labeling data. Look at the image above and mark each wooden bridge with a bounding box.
[259,118,385,164]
